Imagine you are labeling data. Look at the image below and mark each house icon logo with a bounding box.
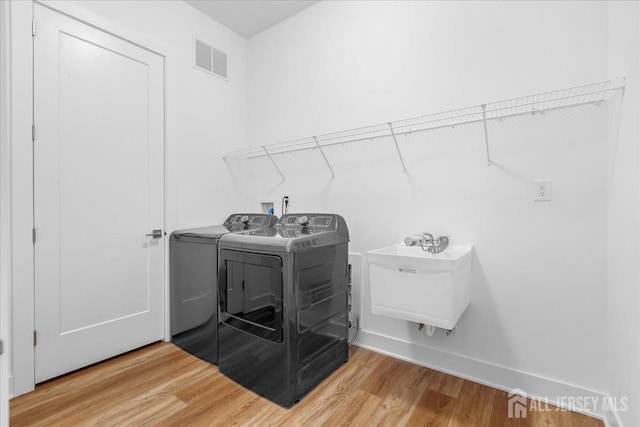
[508,388,528,419]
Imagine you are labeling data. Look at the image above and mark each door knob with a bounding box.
[146,229,163,238]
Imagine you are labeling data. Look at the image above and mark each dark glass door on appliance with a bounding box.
[219,250,283,342]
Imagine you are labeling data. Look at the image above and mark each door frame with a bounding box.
[1,0,13,423]
[10,0,172,397]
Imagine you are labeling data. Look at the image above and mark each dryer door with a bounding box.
[219,250,283,342]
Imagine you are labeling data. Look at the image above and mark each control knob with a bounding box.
[298,216,309,226]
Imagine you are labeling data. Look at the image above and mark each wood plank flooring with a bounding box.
[10,342,603,427]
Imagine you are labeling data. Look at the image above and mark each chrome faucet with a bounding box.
[404,233,428,247]
[421,232,434,249]
[404,232,449,254]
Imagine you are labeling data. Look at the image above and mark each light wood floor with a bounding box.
[10,342,603,426]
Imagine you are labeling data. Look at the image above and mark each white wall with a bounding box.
[244,0,614,417]
[607,3,640,426]
[8,0,249,396]
[247,1,607,145]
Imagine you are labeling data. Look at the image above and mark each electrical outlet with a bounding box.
[533,179,551,201]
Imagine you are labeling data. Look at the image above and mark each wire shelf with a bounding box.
[223,79,624,178]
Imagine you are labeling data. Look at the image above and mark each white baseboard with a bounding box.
[354,328,608,421]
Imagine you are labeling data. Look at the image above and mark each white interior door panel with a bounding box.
[34,4,165,383]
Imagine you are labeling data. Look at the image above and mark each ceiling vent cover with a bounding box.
[194,38,227,80]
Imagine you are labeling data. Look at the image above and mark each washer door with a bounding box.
[219,250,283,343]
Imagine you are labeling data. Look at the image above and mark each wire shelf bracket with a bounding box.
[388,122,407,173]
[222,78,625,177]
[313,136,335,179]
[262,145,285,182]
[481,104,491,166]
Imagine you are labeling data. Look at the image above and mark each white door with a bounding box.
[34,4,165,383]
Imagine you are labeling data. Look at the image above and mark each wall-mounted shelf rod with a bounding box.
[223,79,624,177]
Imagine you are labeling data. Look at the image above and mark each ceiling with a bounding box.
[184,0,318,39]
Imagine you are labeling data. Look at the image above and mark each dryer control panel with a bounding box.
[277,214,335,229]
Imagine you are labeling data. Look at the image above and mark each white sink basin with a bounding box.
[367,245,472,273]
[367,245,473,330]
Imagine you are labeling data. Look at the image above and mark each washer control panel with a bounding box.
[279,214,334,229]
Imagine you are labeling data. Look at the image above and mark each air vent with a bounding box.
[194,38,227,80]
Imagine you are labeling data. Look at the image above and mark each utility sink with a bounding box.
[367,245,473,330]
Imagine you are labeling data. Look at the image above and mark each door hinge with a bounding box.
[32,20,36,37]
[33,331,37,346]
[32,227,36,244]
[0,339,3,355]
[32,124,35,141]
